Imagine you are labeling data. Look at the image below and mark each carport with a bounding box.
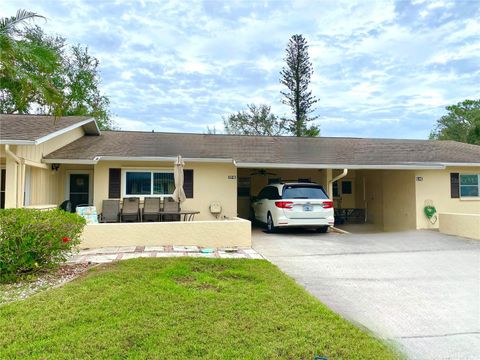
[236,165,419,232]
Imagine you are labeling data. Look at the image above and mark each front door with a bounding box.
[69,173,90,211]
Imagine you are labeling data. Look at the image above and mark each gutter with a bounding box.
[42,156,235,165]
[234,162,446,170]
[40,158,480,168]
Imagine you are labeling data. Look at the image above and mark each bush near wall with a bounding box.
[0,209,86,283]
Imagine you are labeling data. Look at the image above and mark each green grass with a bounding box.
[0,258,400,359]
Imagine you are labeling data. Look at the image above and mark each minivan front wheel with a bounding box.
[266,213,276,233]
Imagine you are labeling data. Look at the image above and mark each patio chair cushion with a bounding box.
[76,206,99,224]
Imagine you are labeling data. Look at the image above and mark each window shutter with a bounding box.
[109,168,121,198]
[184,169,193,198]
[450,173,459,198]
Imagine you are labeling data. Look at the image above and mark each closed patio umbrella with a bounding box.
[172,155,186,203]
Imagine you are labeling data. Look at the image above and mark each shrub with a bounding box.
[0,208,86,283]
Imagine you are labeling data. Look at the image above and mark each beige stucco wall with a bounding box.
[356,170,384,227]
[382,170,417,231]
[80,217,251,248]
[93,161,238,221]
[415,167,480,230]
[439,213,480,240]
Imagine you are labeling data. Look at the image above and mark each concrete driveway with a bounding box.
[252,227,480,360]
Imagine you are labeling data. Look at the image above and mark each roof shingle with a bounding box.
[0,114,93,142]
[44,130,480,166]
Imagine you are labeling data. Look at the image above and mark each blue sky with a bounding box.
[3,0,479,138]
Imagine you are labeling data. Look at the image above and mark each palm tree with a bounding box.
[0,9,63,114]
[0,9,45,35]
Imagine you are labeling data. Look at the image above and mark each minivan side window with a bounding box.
[266,186,280,200]
[257,188,268,199]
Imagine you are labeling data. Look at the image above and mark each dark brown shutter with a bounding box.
[450,173,459,198]
[184,169,193,198]
[109,168,121,198]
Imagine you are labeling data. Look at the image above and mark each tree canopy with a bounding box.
[430,99,480,145]
[280,34,319,137]
[223,104,287,136]
[0,9,114,130]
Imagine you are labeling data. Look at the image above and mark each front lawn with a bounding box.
[0,258,400,359]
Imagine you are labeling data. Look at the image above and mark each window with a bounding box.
[341,180,352,194]
[459,174,479,197]
[124,170,174,197]
[237,177,251,197]
[332,182,339,197]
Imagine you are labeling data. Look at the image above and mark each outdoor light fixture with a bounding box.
[51,164,60,171]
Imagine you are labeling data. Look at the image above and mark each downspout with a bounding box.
[328,169,348,199]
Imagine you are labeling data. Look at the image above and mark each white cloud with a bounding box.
[2,0,479,139]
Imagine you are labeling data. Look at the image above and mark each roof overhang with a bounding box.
[0,118,99,145]
[43,156,234,164]
[41,158,480,169]
[234,162,447,170]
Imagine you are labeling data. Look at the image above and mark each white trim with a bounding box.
[43,159,98,164]
[41,159,480,169]
[43,156,234,165]
[35,118,98,144]
[95,156,233,163]
[0,140,35,145]
[121,168,175,198]
[441,163,480,167]
[65,170,94,206]
[234,162,446,170]
[0,118,98,145]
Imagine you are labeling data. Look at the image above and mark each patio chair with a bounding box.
[121,197,140,222]
[142,197,161,222]
[162,197,180,222]
[99,199,120,223]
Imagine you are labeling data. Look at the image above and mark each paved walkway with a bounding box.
[253,227,480,360]
[69,245,264,264]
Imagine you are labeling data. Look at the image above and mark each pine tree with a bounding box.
[280,34,319,136]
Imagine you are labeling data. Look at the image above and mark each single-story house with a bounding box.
[1,114,479,242]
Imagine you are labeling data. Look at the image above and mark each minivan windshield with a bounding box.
[282,185,328,199]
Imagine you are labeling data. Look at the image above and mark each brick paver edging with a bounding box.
[68,246,264,264]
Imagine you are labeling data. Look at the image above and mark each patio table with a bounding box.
[159,210,200,222]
